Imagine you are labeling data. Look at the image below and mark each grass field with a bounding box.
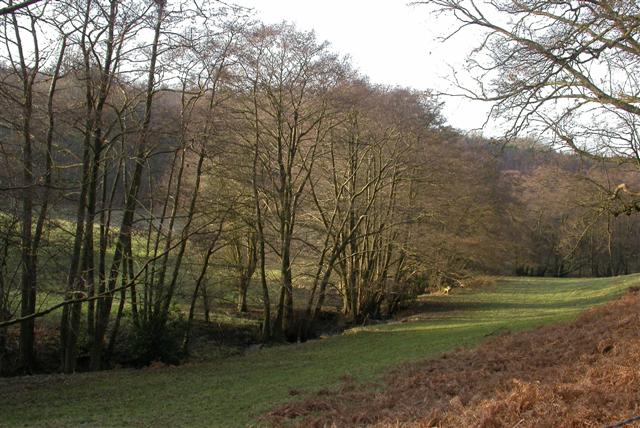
[0,274,636,427]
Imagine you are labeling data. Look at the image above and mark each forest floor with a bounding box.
[0,275,637,427]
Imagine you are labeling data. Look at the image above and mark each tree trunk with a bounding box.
[88,1,164,370]
[182,244,216,354]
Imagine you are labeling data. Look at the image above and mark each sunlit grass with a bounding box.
[0,274,636,427]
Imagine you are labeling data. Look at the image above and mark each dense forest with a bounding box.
[1,0,639,377]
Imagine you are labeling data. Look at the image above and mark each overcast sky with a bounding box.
[234,0,494,134]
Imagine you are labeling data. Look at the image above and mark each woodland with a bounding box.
[1,0,640,384]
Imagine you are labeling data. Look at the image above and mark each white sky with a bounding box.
[234,0,494,134]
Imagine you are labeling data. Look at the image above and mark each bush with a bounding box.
[128,319,184,366]
[123,308,186,367]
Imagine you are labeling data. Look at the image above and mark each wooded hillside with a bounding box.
[1,0,639,376]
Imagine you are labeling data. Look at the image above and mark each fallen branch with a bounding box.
[606,415,640,428]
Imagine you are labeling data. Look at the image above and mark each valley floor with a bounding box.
[269,282,640,427]
[0,275,636,427]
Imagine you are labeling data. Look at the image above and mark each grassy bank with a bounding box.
[0,274,636,427]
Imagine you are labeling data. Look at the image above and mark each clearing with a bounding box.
[0,275,636,427]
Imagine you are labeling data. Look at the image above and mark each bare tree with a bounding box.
[0,0,69,372]
[241,23,344,338]
[419,0,640,206]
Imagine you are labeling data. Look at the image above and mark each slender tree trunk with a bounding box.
[251,79,270,340]
[201,282,211,324]
[236,234,257,313]
[105,242,130,361]
[182,243,216,354]
[11,9,38,373]
[157,146,206,329]
[0,239,6,372]
[89,2,164,370]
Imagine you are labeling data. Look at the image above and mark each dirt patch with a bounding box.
[264,289,640,427]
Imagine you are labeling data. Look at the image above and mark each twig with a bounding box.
[606,415,640,428]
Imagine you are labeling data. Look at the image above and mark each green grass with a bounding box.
[0,274,636,427]
[0,212,269,326]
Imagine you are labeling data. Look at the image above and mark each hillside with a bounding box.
[0,275,635,427]
[269,283,640,427]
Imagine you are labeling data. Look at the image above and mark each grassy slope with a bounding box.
[0,275,636,427]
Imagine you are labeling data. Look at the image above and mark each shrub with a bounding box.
[124,308,186,367]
